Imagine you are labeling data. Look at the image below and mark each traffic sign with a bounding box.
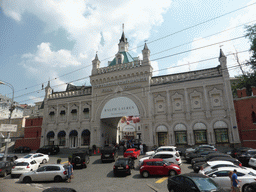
[4,139,11,142]
[0,124,17,132]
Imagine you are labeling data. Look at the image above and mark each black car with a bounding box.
[101,145,118,163]
[191,153,231,168]
[113,157,134,176]
[237,149,256,166]
[230,147,252,158]
[0,161,14,177]
[193,157,242,173]
[242,182,256,192]
[36,145,60,155]
[167,173,226,192]
[13,146,31,153]
[70,151,90,168]
[185,148,216,163]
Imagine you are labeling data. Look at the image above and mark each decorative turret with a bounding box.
[92,53,100,75]
[45,80,53,99]
[219,48,227,69]
[142,42,151,66]
[118,24,129,52]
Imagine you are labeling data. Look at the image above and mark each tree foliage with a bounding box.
[245,24,256,70]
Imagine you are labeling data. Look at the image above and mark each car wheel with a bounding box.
[23,176,32,183]
[54,176,63,182]
[142,171,149,178]
[169,170,176,176]
[243,184,254,192]
[42,159,47,164]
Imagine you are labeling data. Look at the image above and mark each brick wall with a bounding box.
[15,138,41,150]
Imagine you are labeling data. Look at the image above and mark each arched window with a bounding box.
[252,111,256,124]
[213,121,229,143]
[193,123,207,144]
[58,131,66,146]
[47,131,55,145]
[174,124,187,145]
[81,129,90,146]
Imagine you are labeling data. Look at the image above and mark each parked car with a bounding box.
[191,153,231,167]
[167,173,226,192]
[70,151,90,168]
[185,148,217,163]
[13,146,31,153]
[36,145,60,155]
[185,145,217,156]
[11,160,40,178]
[248,154,256,168]
[205,167,256,191]
[19,164,67,183]
[139,151,181,167]
[0,153,18,162]
[140,158,181,178]
[229,147,252,158]
[193,157,243,173]
[146,146,178,156]
[0,161,14,177]
[242,182,256,192]
[199,160,241,175]
[101,145,118,163]
[237,149,256,166]
[15,153,49,164]
[124,148,140,159]
[113,157,134,176]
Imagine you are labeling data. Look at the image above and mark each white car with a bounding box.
[146,146,178,156]
[15,153,49,164]
[248,154,256,168]
[11,160,40,178]
[205,167,256,191]
[19,164,67,183]
[139,151,181,166]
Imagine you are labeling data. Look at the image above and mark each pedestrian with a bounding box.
[66,161,73,183]
[198,166,204,174]
[140,143,144,155]
[228,171,234,192]
[232,169,241,192]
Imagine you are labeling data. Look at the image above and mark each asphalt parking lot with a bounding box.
[0,151,193,192]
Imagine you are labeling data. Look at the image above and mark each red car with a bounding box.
[124,148,140,159]
[140,158,181,178]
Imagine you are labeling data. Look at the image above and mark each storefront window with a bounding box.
[58,136,66,146]
[158,132,167,146]
[214,129,229,143]
[175,131,187,144]
[194,130,207,144]
[81,129,90,146]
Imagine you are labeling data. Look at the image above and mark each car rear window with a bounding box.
[125,151,134,153]
[16,162,29,166]
[116,159,128,164]
[194,178,219,191]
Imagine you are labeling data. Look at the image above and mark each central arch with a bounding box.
[99,96,142,147]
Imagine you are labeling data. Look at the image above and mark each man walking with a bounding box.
[66,161,73,183]
[232,169,241,192]
[140,143,144,155]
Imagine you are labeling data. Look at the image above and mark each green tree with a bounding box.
[245,24,256,70]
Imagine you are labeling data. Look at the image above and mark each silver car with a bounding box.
[19,164,67,183]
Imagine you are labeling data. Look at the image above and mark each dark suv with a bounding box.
[101,145,118,163]
[36,145,60,155]
[0,161,14,177]
[70,151,90,168]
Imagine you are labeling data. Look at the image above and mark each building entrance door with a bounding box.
[158,132,167,146]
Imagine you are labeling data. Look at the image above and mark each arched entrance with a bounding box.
[81,129,90,146]
[100,97,140,147]
[156,125,168,146]
[69,130,78,148]
[47,131,55,145]
[58,130,66,146]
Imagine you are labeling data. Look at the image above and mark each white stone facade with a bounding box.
[40,32,240,149]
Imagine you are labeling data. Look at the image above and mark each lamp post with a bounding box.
[0,81,15,161]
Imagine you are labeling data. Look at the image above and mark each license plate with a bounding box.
[17,168,23,170]
[105,155,110,157]
[118,167,124,169]
[76,164,81,166]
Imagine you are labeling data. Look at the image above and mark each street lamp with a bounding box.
[0,81,15,161]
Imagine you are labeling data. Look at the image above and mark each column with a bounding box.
[203,85,211,118]
[184,88,190,120]
[166,90,172,121]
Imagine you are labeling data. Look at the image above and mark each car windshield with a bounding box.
[0,162,5,168]
[194,178,219,191]
[24,155,32,158]
[16,162,29,166]
[205,168,217,175]
[125,151,134,153]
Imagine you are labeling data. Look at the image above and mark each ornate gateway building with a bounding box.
[40,31,240,149]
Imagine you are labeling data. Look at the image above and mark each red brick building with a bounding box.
[14,117,42,150]
[234,87,256,148]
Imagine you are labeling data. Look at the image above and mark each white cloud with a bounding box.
[168,0,256,77]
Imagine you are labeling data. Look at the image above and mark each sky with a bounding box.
[0,0,256,105]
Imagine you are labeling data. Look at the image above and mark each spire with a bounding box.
[143,42,149,50]
[219,48,226,58]
[46,80,50,88]
[120,23,127,43]
[94,52,99,61]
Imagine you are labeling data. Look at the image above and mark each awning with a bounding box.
[123,125,135,132]
[60,110,65,115]
[58,131,66,137]
[156,125,168,132]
